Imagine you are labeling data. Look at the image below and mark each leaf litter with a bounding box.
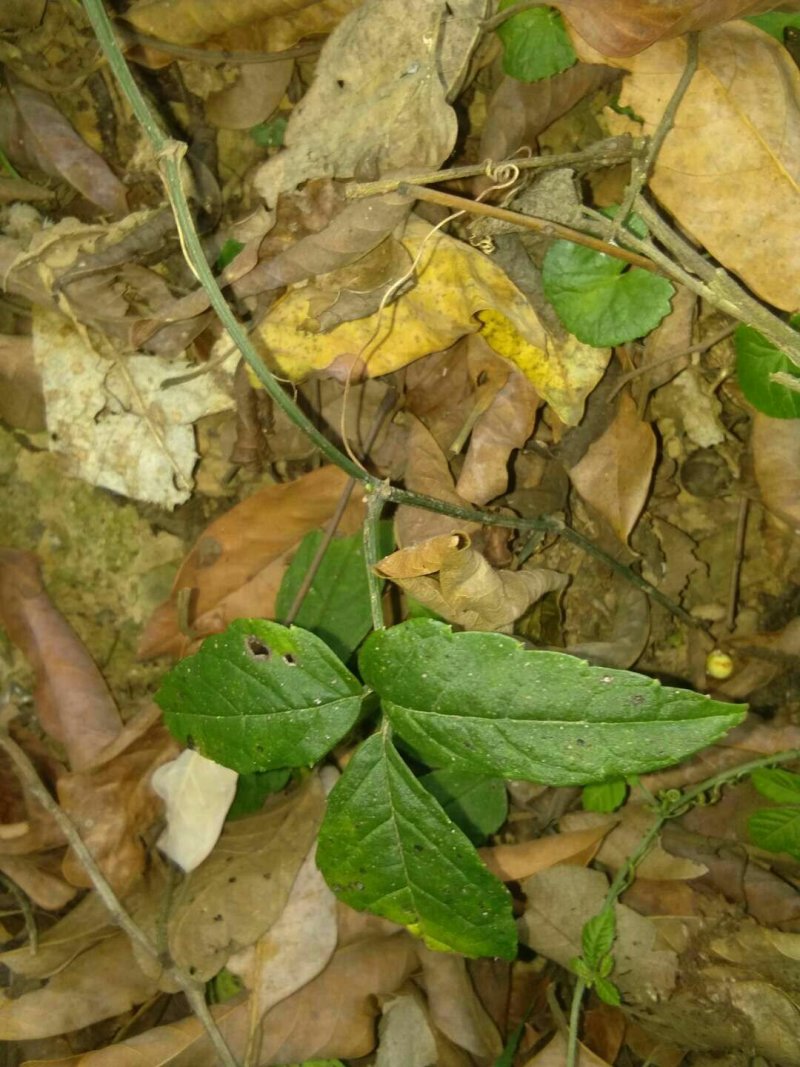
[4,0,800,1063]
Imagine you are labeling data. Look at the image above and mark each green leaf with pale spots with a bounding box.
[359,620,745,786]
[317,732,516,959]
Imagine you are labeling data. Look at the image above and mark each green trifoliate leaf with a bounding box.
[582,778,627,813]
[751,767,800,804]
[317,732,517,959]
[276,523,393,663]
[420,767,508,844]
[749,806,800,859]
[735,321,800,419]
[542,240,674,347]
[359,620,746,786]
[156,619,364,774]
[496,2,576,82]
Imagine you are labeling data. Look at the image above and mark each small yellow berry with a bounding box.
[705,649,734,680]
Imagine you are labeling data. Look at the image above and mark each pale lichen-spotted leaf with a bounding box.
[359,620,746,786]
[155,619,364,773]
[316,732,517,959]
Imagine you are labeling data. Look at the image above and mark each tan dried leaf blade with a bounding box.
[555,0,800,57]
[376,534,567,632]
[124,0,325,45]
[568,392,656,543]
[598,23,800,311]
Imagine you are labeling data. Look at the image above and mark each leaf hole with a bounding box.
[282,652,298,666]
[336,78,345,89]
[245,635,272,660]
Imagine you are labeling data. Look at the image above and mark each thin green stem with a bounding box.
[565,746,800,1059]
[363,485,389,630]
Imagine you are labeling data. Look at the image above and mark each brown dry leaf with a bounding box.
[138,464,362,659]
[209,0,360,52]
[568,393,656,543]
[479,820,614,882]
[252,0,482,206]
[205,59,294,129]
[0,855,76,911]
[376,533,567,632]
[455,365,539,506]
[560,808,708,881]
[519,866,678,1004]
[477,64,617,190]
[57,704,179,893]
[156,775,325,981]
[752,411,800,530]
[555,0,798,57]
[3,74,127,217]
[0,891,113,980]
[227,839,338,1020]
[523,1031,613,1066]
[594,23,800,310]
[0,334,45,432]
[418,947,503,1059]
[0,549,122,766]
[125,0,333,45]
[0,934,157,1040]
[376,992,438,1067]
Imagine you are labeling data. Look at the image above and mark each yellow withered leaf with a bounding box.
[256,216,609,425]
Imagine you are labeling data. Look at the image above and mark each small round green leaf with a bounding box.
[542,240,674,347]
[735,322,800,419]
[496,3,576,82]
[582,778,627,813]
[317,733,517,959]
[156,619,365,774]
[359,620,746,786]
[749,806,800,859]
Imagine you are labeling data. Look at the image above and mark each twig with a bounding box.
[117,26,323,64]
[346,137,640,198]
[398,183,661,273]
[726,496,749,632]
[0,728,240,1067]
[564,745,800,1067]
[611,32,699,238]
[606,323,736,403]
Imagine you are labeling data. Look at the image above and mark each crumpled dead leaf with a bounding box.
[252,0,481,205]
[376,533,568,632]
[138,463,364,659]
[0,933,157,1040]
[480,820,614,882]
[418,947,503,1060]
[592,23,800,310]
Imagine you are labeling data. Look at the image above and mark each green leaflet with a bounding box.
[155,619,364,774]
[317,732,517,959]
[359,620,746,786]
[420,767,508,844]
[734,321,800,419]
[495,2,576,82]
[276,523,393,663]
[542,240,674,347]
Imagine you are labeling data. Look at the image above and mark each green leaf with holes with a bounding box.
[542,240,674,347]
[155,619,365,774]
[495,2,576,82]
[317,732,517,959]
[735,320,800,419]
[359,620,745,786]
